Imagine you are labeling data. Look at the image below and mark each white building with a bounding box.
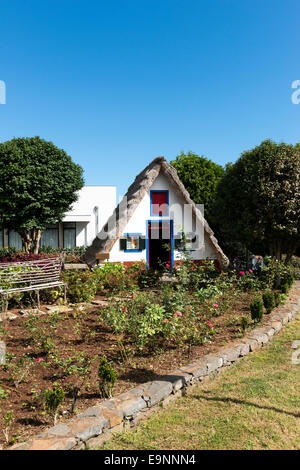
[85,157,229,269]
[0,185,116,250]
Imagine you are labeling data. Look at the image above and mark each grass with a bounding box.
[98,311,300,450]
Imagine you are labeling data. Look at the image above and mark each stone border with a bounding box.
[10,281,300,450]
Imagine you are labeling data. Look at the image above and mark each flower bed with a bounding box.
[0,259,297,448]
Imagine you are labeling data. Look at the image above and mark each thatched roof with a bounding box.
[84,156,229,268]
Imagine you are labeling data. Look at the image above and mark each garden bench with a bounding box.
[0,257,67,315]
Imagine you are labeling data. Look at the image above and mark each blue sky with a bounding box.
[0,0,299,198]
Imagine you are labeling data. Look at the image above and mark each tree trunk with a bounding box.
[18,228,42,254]
[285,240,298,265]
[32,229,42,254]
[275,239,282,261]
[19,229,32,253]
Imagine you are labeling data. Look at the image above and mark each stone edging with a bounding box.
[10,281,300,450]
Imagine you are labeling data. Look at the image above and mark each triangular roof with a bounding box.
[84,156,229,268]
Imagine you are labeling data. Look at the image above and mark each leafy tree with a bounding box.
[170,151,225,225]
[0,137,84,253]
[213,140,300,263]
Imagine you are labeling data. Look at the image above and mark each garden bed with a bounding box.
[0,288,276,449]
[0,258,297,449]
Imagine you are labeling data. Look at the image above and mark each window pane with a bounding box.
[63,226,76,248]
[9,230,22,250]
[126,235,139,250]
[40,226,59,248]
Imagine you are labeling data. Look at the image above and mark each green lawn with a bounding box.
[99,312,300,450]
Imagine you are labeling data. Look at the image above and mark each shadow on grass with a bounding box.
[194,394,300,418]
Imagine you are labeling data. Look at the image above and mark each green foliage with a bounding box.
[0,386,8,400]
[50,351,92,381]
[281,282,289,294]
[94,262,142,294]
[213,139,300,260]
[43,383,65,424]
[170,151,225,225]
[174,258,219,290]
[240,317,249,332]
[63,270,98,302]
[100,286,216,351]
[262,291,275,314]
[2,411,14,443]
[98,356,118,398]
[250,297,264,323]
[9,355,33,388]
[0,137,84,252]
[236,270,261,291]
[137,268,160,288]
[274,291,281,307]
[286,274,294,287]
[289,257,300,280]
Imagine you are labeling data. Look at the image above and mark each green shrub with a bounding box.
[289,257,300,280]
[262,291,275,314]
[240,316,249,332]
[175,259,219,290]
[0,385,8,400]
[274,291,281,307]
[281,282,289,294]
[250,297,264,322]
[237,271,261,291]
[63,270,97,302]
[43,383,65,424]
[98,356,118,398]
[280,293,287,304]
[94,262,142,294]
[286,274,294,287]
[100,292,168,349]
[137,267,160,288]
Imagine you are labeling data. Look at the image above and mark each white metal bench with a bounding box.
[0,257,67,315]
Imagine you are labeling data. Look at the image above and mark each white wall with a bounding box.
[63,186,116,247]
[109,173,217,263]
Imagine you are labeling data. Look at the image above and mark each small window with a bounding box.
[120,234,146,252]
[175,232,197,251]
[150,190,169,216]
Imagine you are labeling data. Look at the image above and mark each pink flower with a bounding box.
[249,269,253,273]
[207,321,213,328]
[37,357,43,363]
[36,389,41,393]
[239,271,245,275]
[176,311,183,317]
[213,304,218,308]
[166,263,170,268]
[122,307,128,312]
[163,319,168,323]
